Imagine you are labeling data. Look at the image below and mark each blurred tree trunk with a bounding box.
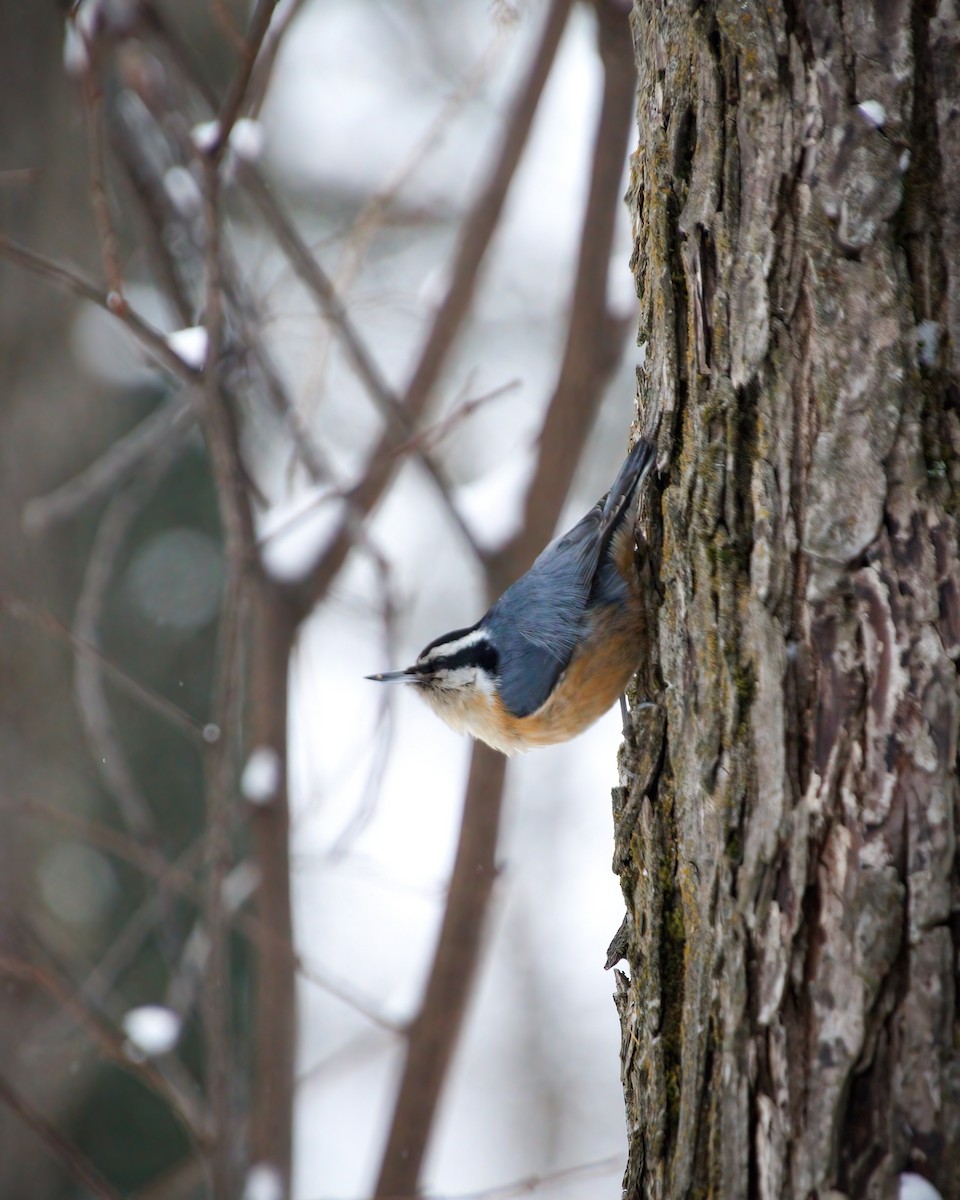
[616,1,960,1197]
[0,5,99,1193]
[0,4,243,1194]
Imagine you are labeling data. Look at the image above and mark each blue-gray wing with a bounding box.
[486,440,655,718]
[484,517,598,717]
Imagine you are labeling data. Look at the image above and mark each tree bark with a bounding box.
[616,2,960,1197]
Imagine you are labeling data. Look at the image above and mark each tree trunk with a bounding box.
[615,1,960,1197]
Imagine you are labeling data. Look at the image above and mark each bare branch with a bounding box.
[0,956,208,1144]
[197,159,246,1199]
[0,595,208,743]
[446,1153,622,1200]
[290,30,505,423]
[79,62,125,298]
[107,67,329,494]
[10,800,202,906]
[210,0,246,55]
[246,0,311,119]
[296,957,404,1038]
[373,744,508,1199]
[242,170,482,558]
[73,451,181,840]
[342,1153,624,1200]
[139,0,483,551]
[0,1072,123,1200]
[205,0,281,162]
[12,799,389,1037]
[388,377,521,461]
[22,397,193,533]
[245,581,298,1182]
[0,235,200,384]
[373,5,634,1193]
[494,0,637,584]
[327,546,401,857]
[284,0,576,617]
[125,1154,208,1200]
[79,842,206,1020]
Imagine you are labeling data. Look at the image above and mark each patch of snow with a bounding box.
[916,320,940,367]
[167,326,208,369]
[244,1163,284,1200]
[191,120,221,154]
[63,23,89,75]
[230,119,265,162]
[223,862,260,912]
[164,165,203,216]
[857,100,886,128]
[123,1005,181,1058]
[241,747,281,804]
[900,1174,943,1200]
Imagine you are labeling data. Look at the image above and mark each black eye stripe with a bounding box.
[419,624,479,659]
[423,641,499,676]
[416,624,499,679]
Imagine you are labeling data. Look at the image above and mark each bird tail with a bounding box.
[599,438,656,534]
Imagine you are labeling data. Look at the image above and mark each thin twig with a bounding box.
[21,919,210,1147]
[442,1153,622,1200]
[0,595,208,743]
[295,1027,398,1092]
[73,453,181,840]
[242,170,482,559]
[105,85,204,319]
[231,307,332,484]
[9,800,201,904]
[0,235,200,384]
[206,0,280,161]
[198,157,245,1200]
[11,798,391,1036]
[80,62,125,299]
[128,1154,208,1200]
[79,842,206,1019]
[251,377,517,565]
[308,1152,623,1200]
[139,0,480,551]
[107,66,330,494]
[388,377,520,460]
[295,958,403,1037]
[373,3,633,1192]
[0,1072,123,1200]
[22,397,194,533]
[285,0,577,618]
[211,0,246,55]
[246,0,311,119]
[493,0,637,585]
[327,546,400,857]
[296,29,506,426]
[0,956,208,1143]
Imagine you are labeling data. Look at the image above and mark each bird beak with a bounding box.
[365,668,416,683]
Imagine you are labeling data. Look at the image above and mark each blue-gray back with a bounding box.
[485,440,654,718]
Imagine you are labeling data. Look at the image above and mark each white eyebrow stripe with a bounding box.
[420,627,487,663]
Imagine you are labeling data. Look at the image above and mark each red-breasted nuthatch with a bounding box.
[367,439,656,754]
